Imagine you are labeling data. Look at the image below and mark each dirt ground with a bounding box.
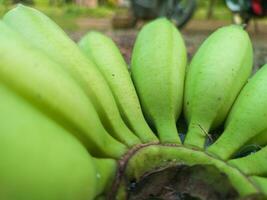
[68,18,267,72]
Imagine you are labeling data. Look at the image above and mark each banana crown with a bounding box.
[1,4,267,199]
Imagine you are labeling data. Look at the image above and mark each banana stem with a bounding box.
[156,118,181,144]
[184,122,208,149]
[123,144,259,196]
[92,158,117,197]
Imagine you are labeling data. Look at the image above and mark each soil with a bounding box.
[68,18,267,72]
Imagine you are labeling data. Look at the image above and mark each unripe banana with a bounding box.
[92,158,117,196]
[78,31,158,143]
[228,146,267,176]
[3,4,141,148]
[184,25,253,148]
[131,18,187,143]
[208,64,267,160]
[0,84,97,200]
[250,176,267,195]
[248,130,267,147]
[0,21,127,158]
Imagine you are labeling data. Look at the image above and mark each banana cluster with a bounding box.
[1,4,267,200]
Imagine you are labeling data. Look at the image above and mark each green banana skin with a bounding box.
[0,21,127,159]
[116,145,259,198]
[228,146,267,176]
[208,64,267,160]
[78,31,158,143]
[248,129,267,147]
[0,84,97,200]
[131,18,187,144]
[92,158,117,196]
[3,4,141,148]
[184,25,253,149]
[251,176,267,195]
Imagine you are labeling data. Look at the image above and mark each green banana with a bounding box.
[0,84,97,200]
[0,21,127,158]
[251,176,267,195]
[92,158,117,196]
[228,146,267,176]
[208,64,267,160]
[131,18,187,143]
[184,25,253,148]
[78,31,158,143]
[1,5,267,197]
[247,130,267,147]
[3,4,141,147]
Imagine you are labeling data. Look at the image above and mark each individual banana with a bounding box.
[184,25,253,148]
[247,130,267,147]
[0,21,127,158]
[92,158,117,197]
[0,84,97,200]
[3,4,141,147]
[131,18,187,143]
[208,64,267,160]
[78,31,158,143]
[228,146,267,176]
[250,176,267,195]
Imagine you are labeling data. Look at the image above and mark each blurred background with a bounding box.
[0,0,266,70]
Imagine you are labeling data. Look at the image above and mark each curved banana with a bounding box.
[247,129,267,147]
[0,21,127,158]
[208,64,267,160]
[92,158,117,196]
[78,31,158,143]
[3,4,141,148]
[228,146,267,176]
[250,176,267,195]
[184,25,253,148]
[0,84,97,200]
[131,18,187,143]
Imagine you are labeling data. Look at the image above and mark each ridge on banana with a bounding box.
[0,4,267,200]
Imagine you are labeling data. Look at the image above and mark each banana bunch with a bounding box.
[1,4,267,200]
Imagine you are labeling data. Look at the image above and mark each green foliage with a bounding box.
[0,3,9,16]
[198,0,226,8]
[0,0,11,5]
[64,4,114,17]
[194,0,232,20]
[33,0,49,6]
[0,3,115,31]
[32,0,66,6]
